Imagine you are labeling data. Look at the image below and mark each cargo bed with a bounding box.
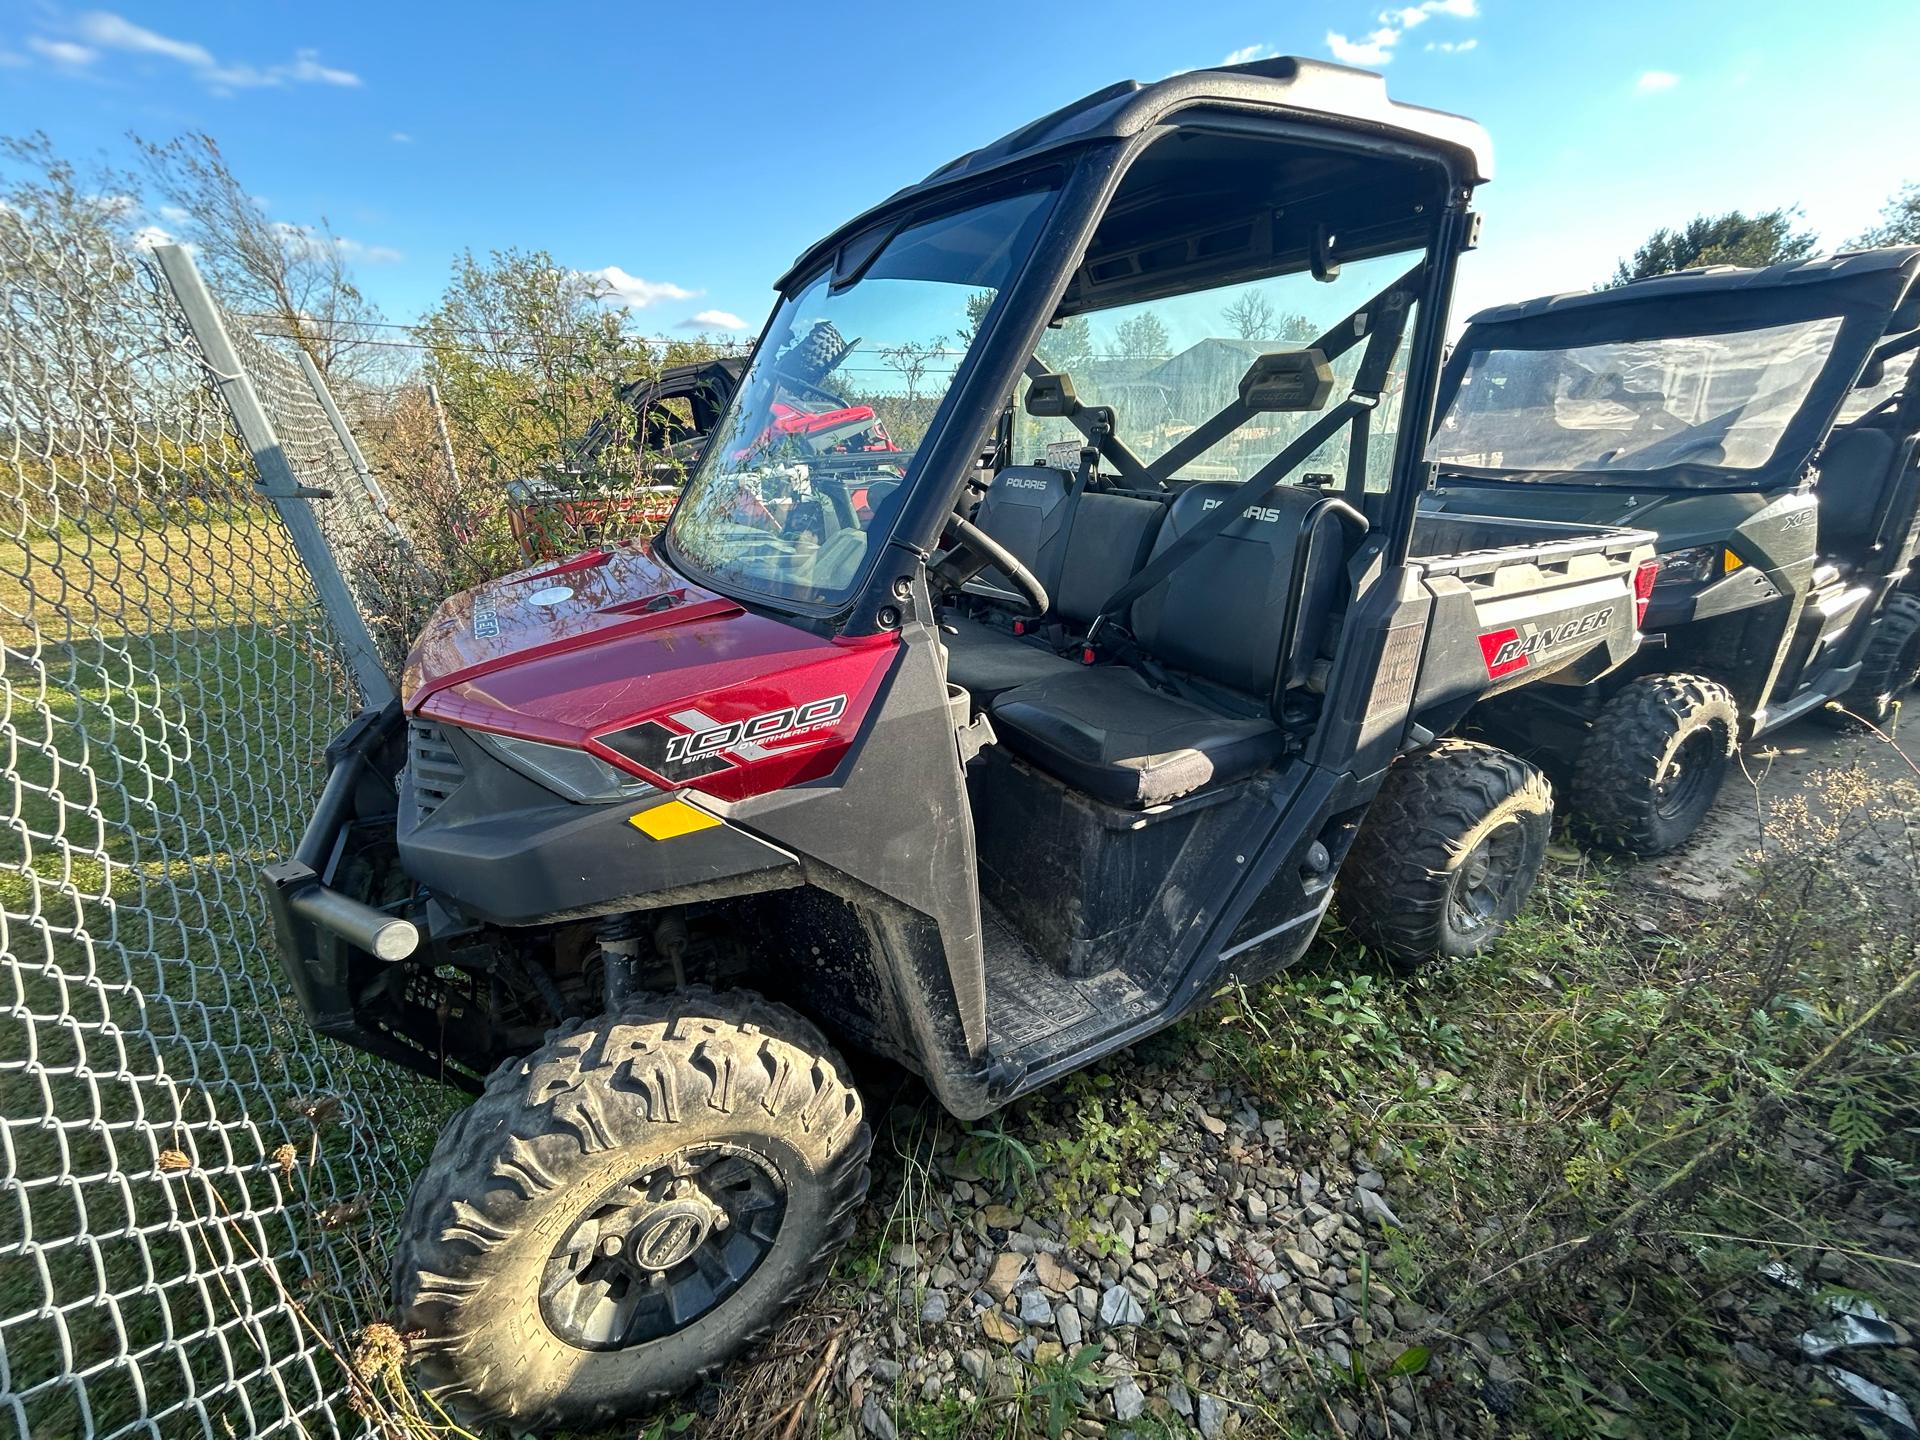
[1402,508,1658,720]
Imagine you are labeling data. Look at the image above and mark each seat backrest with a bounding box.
[970,466,1164,624]
[1128,482,1337,696]
[1053,493,1163,624]
[1818,426,1899,558]
[968,465,1068,599]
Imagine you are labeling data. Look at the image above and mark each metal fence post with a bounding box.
[296,347,420,557]
[151,244,397,709]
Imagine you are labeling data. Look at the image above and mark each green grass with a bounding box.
[0,508,464,1439]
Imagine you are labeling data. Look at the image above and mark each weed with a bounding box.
[1023,1343,1101,1440]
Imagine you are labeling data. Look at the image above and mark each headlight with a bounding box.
[1653,544,1723,586]
[472,731,656,804]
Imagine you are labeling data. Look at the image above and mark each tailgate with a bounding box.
[1408,513,1657,713]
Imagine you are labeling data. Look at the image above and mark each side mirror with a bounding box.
[1025,371,1081,418]
[1240,349,1335,412]
[1855,357,1886,389]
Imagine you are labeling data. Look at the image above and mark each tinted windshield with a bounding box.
[1431,316,1845,475]
[1012,250,1420,491]
[667,189,1055,607]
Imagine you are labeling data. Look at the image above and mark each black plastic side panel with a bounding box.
[969,745,1253,977]
[726,609,988,1101]
[1308,560,1432,779]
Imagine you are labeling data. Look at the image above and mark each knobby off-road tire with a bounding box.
[774,320,854,390]
[392,987,871,1433]
[1839,593,1920,726]
[1571,674,1738,856]
[1340,739,1554,961]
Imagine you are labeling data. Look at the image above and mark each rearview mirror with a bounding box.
[1240,349,1335,412]
[1025,371,1081,418]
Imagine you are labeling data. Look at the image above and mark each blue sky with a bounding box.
[3,1,1917,343]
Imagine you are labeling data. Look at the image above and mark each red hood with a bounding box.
[404,540,899,801]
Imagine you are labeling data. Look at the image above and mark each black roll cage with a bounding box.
[661,109,1477,639]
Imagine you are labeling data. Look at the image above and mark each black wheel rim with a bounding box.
[1654,729,1719,822]
[539,1144,786,1350]
[1445,818,1527,935]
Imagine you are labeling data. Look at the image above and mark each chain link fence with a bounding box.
[1,180,459,1436]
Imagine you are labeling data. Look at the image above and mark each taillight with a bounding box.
[1632,560,1657,626]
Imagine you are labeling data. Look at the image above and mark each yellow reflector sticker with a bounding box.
[632,800,721,841]
[1725,550,1744,572]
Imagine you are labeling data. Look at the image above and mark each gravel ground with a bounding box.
[702,714,1920,1440]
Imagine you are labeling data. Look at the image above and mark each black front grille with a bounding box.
[407,719,466,825]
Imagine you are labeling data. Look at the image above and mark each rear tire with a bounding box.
[1571,674,1738,856]
[1341,739,1554,961]
[1839,593,1920,726]
[392,987,871,1433]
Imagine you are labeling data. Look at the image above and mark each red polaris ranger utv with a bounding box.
[266,60,1655,1428]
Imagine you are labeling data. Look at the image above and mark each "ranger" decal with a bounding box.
[1478,606,1615,680]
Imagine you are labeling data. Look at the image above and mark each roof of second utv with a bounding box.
[1435,247,1920,493]
[1465,247,1920,328]
[777,58,1491,292]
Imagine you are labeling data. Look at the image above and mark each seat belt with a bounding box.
[1087,288,1415,645]
[1085,397,1373,645]
[1043,437,1099,623]
[1140,262,1425,488]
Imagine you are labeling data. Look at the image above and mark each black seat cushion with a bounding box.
[1818,426,1898,558]
[990,666,1288,809]
[942,619,1078,706]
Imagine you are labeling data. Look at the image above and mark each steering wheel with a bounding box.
[936,511,1049,617]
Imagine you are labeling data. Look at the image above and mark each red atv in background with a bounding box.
[507,357,753,561]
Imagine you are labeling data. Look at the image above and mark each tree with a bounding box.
[412,248,656,490]
[1037,315,1094,375]
[136,132,383,378]
[1222,289,1277,340]
[1110,311,1170,360]
[0,135,152,443]
[957,290,994,349]
[1850,182,1920,248]
[1609,208,1817,287]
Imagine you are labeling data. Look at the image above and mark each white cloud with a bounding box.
[1327,27,1400,65]
[77,11,212,67]
[200,50,361,90]
[1328,0,1476,66]
[1222,44,1265,65]
[391,132,413,143]
[334,236,402,264]
[28,15,360,92]
[593,266,696,307]
[29,37,98,65]
[1636,70,1680,93]
[1427,38,1477,51]
[679,310,748,331]
[128,223,172,252]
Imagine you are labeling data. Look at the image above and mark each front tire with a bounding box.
[392,988,871,1433]
[1840,593,1920,726]
[1571,674,1738,855]
[1341,739,1554,961]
